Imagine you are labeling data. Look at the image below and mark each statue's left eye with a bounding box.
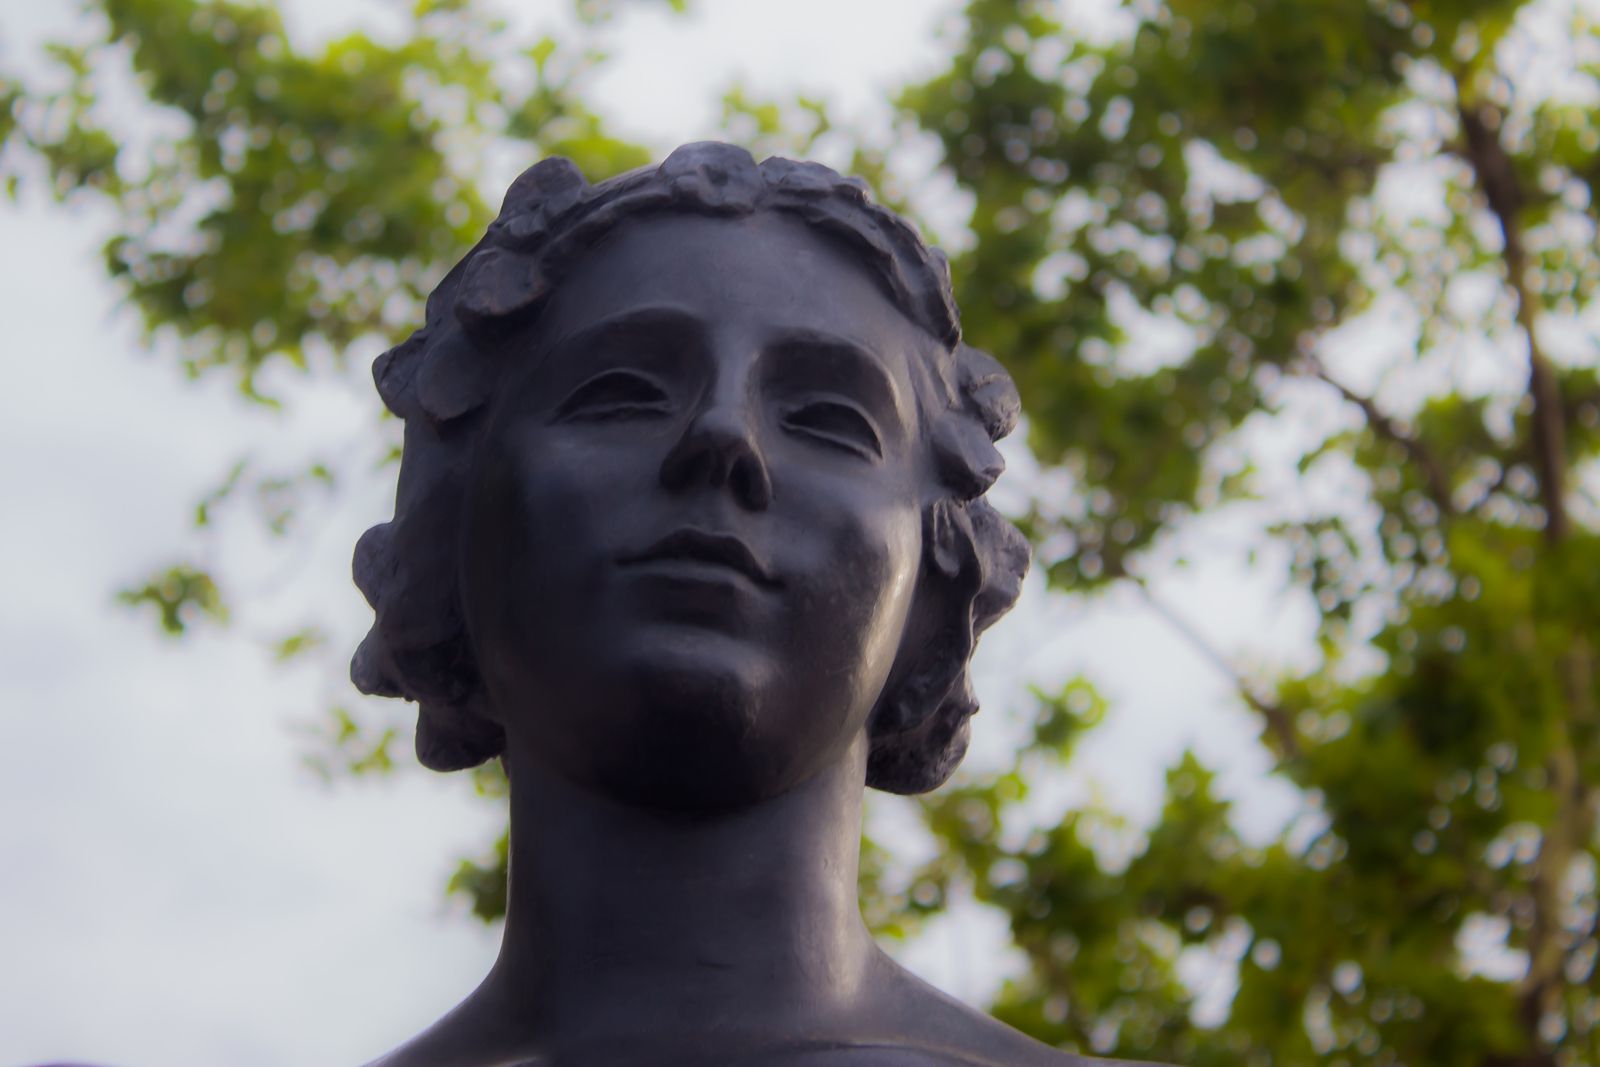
[781,399,882,459]
[555,370,673,421]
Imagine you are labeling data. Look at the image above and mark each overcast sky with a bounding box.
[0,2,1318,1064]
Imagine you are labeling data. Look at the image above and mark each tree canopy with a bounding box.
[7,0,1600,1063]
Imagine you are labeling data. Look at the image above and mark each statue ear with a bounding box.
[868,494,1030,794]
[415,691,504,773]
[870,499,981,743]
[867,552,977,793]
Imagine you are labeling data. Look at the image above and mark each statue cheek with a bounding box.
[463,443,607,671]
[814,505,922,667]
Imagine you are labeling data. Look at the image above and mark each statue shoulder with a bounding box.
[857,955,1173,1067]
[769,1046,1170,1066]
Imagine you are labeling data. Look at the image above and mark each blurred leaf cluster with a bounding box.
[892,0,1600,1062]
[7,0,1600,1063]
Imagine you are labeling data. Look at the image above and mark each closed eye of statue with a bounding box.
[554,369,673,422]
[780,399,883,460]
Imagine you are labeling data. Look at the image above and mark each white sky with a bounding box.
[0,1,1318,1063]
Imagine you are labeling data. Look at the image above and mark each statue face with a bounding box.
[459,212,933,809]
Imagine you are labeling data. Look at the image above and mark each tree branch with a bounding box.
[1299,351,1457,519]
[1456,95,1569,544]
[1456,87,1581,1067]
[1127,574,1300,759]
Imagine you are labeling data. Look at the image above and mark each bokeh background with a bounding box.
[3,0,1599,1063]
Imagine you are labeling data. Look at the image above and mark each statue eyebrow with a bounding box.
[763,328,909,432]
[547,303,709,356]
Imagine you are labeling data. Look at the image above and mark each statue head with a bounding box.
[350,142,1028,805]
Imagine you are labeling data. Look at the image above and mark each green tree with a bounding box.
[9,1,1600,1064]
[2,0,654,901]
[893,0,1600,1063]
[3,0,652,756]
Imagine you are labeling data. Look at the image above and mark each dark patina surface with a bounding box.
[338,143,1164,1066]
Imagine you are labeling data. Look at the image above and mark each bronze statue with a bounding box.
[351,142,1162,1067]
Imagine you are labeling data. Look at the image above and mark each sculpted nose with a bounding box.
[659,402,773,511]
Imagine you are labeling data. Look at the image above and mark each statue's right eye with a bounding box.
[554,369,673,421]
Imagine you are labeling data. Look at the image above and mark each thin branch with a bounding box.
[1126,573,1300,760]
[1454,88,1580,1067]
[1299,351,1458,519]
[1456,95,1570,544]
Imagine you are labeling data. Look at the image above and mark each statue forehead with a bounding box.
[531,211,937,358]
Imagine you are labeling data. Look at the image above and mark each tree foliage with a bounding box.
[8,0,1600,1064]
[894,0,1600,1062]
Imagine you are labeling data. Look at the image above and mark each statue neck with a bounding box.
[481,731,879,1049]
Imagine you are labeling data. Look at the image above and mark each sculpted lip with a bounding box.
[619,528,781,588]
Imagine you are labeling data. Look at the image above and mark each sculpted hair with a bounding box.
[351,141,1029,795]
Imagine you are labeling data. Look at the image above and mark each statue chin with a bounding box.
[513,659,816,814]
